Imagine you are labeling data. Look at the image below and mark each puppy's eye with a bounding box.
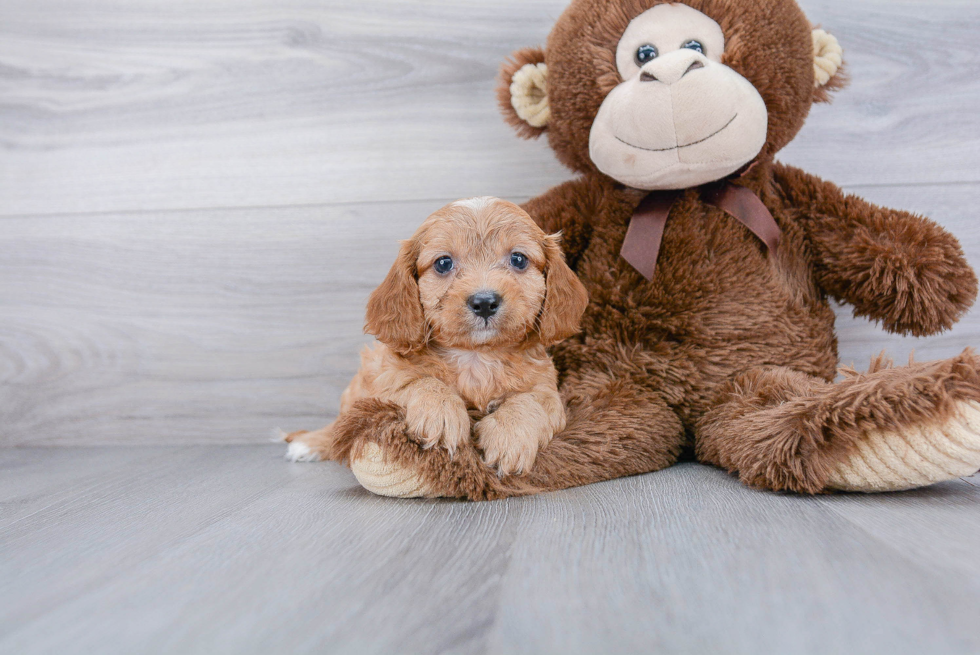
[433,256,454,275]
[510,252,529,271]
[635,44,659,65]
[682,40,705,55]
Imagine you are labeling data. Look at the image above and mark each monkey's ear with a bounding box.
[537,234,589,345]
[364,239,427,354]
[497,47,549,139]
[812,29,848,103]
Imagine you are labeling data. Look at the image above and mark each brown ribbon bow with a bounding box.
[620,183,781,281]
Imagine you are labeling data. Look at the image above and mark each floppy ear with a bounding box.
[812,28,848,103]
[497,47,549,139]
[364,239,427,354]
[538,234,589,345]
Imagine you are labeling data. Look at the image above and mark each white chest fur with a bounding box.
[445,348,505,391]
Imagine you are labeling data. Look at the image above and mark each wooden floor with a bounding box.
[1,447,978,654]
[3,0,980,652]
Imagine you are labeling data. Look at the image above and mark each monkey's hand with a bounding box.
[775,163,977,336]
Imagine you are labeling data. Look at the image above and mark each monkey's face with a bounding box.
[498,0,844,187]
[588,3,768,190]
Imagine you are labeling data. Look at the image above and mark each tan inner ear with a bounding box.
[510,63,550,128]
[812,29,843,88]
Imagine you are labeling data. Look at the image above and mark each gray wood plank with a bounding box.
[0,446,308,638]
[485,467,980,654]
[0,447,162,527]
[0,446,513,655]
[1,447,978,654]
[816,479,980,580]
[4,185,980,446]
[0,0,978,216]
[0,200,430,446]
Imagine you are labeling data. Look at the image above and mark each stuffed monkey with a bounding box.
[311,0,980,499]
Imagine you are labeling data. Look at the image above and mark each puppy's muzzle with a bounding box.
[467,292,501,319]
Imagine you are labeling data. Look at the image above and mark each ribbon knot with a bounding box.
[619,183,781,281]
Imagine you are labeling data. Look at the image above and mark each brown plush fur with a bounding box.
[316,0,979,498]
[697,350,980,493]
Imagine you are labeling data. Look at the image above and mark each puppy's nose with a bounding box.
[467,292,501,319]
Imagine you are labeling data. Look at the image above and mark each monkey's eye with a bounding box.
[635,44,659,65]
[433,256,454,275]
[682,40,705,55]
[510,252,529,271]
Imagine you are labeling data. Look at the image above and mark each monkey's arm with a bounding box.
[521,177,600,268]
[774,163,977,336]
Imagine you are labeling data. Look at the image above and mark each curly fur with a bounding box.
[288,198,588,477]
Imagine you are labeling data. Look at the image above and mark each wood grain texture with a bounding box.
[0,0,979,216]
[1,447,978,654]
[0,200,438,446]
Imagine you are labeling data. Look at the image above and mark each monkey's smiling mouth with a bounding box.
[615,113,738,153]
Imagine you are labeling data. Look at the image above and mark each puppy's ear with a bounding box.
[498,47,549,139]
[538,233,589,345]
[364,239,427,354]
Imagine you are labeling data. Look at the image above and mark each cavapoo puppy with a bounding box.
[285,196,588,475]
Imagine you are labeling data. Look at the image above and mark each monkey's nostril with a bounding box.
[639,71,658,83]
[683,61,705,77]
[467,292,502,319]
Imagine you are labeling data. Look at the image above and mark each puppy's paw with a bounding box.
[404,389,471,455]
[476,396,558,476]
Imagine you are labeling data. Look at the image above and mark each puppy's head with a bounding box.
[365,197,588,353]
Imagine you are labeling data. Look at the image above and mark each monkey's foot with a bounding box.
[827,400,980,492]
[350,442,435,498]
[336,398,522,501]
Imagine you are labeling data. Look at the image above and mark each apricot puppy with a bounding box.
[286,197,588,475]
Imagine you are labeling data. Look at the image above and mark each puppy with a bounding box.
[285,196,588,475]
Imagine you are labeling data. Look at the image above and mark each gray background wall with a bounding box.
[2,0,979,446]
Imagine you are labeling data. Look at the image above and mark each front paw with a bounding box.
[476,399,560,476]
[404,391,471,455]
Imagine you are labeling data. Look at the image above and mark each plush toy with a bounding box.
[323,0,980,499]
